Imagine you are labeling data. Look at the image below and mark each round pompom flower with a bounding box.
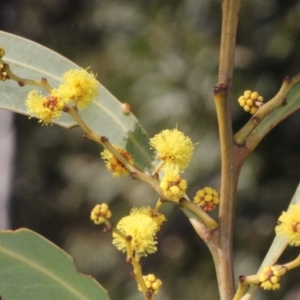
[275,204,300,246]
[26,90,65,125]
[112,207,163,257]
[53,69,99,109]
[150,129,194,172]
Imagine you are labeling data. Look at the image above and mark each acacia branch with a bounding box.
[213,0,241,299]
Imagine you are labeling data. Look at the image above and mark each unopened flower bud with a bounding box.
[90,203,112,225]
[238,90,264,114]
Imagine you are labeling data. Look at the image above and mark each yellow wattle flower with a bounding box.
[101,146,134,177]
[112,207,166,257]
[53,69,99,109]
[150,128,194,172]
[26,90,65,125]
[275,203,300,246]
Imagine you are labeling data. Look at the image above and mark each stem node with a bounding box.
[281,98,287,106]
[130,172,137,180]
[101,136,108,143]
[213,83,227,96]
[284,75,291,84]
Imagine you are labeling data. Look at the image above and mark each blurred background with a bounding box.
[0,0,300,299]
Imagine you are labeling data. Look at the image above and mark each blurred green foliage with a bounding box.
[1,0,300,299]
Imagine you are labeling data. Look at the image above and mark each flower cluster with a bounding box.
[160,165,187,201]
[259,265,287,290]
[275,204,300,246]
[238,90,264,114]
[26,68,99,124]
[90,203,112,225]
[112,207,166,257]
[193,187,219,212]
[150,128,194,172]
[149,129,194,201]
[138,274,162,295]
[101,146,134,177]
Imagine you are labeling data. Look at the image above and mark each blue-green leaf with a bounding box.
[0,228,110,300]
[0,31,154,171]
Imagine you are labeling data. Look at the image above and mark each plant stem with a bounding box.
[214,0,241,298]
[130,255,149,298]
[179,198,218,230]
[66,106,219,230]
[1,61,53,92]
[234,75,300,146]
[284,253,300,270]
